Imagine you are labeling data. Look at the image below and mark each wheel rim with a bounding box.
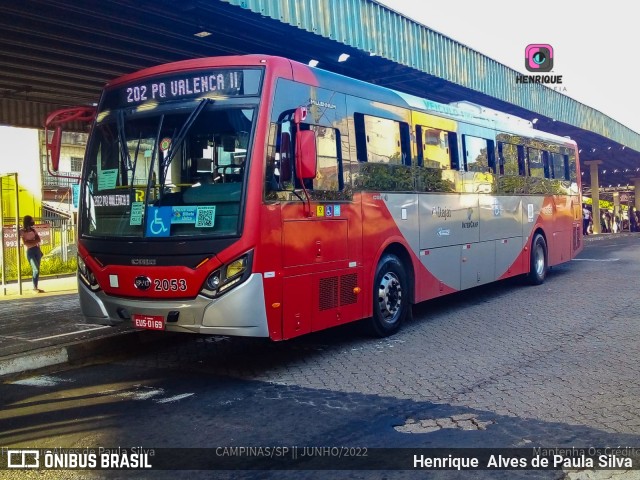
[377,272,402,325]
[534,242,545,277]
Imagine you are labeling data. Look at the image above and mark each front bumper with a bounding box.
[78,273,269,337]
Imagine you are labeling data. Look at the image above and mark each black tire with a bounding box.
[369,254,409,337]
[527,233,547,285]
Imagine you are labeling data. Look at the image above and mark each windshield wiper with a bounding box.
[125,132,142,203]
[144,114,165,208]
[116,110,132,173]
[162,98,212,180]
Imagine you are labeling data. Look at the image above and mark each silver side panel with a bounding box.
[384,192,545,289]
[78,273,269,337]
[479,195,523,240]
[382,193,420,252]
[419,194,480,249]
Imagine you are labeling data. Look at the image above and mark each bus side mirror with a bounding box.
[48,126,63,172]
[294,106,307,124]
[44,106,95,175]
[295,129,317,180]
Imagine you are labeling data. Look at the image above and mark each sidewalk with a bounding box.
[0,274,177,380]
[0,274,78,299]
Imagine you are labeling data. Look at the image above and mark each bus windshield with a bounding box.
[80,105,254,239]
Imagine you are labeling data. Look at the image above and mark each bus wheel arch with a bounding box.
[527,229,548,285]
[369,244,414,337]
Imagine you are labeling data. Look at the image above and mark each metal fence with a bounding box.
[1,217,76,284]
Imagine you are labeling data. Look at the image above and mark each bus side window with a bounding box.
[528,147,544,178]
[418,126,453,169]
[361,115,405,164]
[309,125,343,192]
[498,142,519,175]
[462,135,492,172]
[551,152,569,180]
[354,113,412,191]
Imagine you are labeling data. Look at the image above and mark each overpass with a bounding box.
[1,0,638,206]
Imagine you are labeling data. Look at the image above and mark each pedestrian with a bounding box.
[20,215,44,293]
[582,204,591,235]
[630,207,638,232]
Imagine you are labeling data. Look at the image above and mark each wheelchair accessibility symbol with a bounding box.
[146,207,171,237]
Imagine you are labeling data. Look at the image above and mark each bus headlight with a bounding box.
[77,255,100,291]
[201,251,253,298]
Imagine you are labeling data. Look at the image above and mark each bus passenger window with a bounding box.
[353,113,412,191]
[362,115,404,164]
[551,152,569,180]
[463,136,491,172]
[498,142,519,175]
[528,148,544,177]
[420,127,451,169]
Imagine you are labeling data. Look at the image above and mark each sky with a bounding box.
[376,0,640,134]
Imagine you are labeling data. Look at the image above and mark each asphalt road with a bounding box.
[2,234,640,479]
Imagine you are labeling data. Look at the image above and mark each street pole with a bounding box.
[0,176,5,294]
[15,173,22,295]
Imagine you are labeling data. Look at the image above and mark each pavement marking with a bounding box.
[11,374,73,387]
[572,258,620,262]
[100,386,166,401]
[155,393,195,404]
[0,335,33,341]
[31,326,110,342]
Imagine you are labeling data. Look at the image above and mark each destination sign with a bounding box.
[102,68,262,109]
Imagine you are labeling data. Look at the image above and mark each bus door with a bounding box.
[458,125,499,288]
[270,94,361,339]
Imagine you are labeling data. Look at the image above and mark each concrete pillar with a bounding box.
[584,160,602,234]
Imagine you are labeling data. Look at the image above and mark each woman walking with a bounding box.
[20,215,44,293]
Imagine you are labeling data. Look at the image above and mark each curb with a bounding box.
[0,329,182,381]
[583,232,639,243]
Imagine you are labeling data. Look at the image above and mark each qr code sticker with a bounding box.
[195,206,216,228]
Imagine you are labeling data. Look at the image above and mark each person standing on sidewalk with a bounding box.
[582,204,591,235]
[20,215,44,293]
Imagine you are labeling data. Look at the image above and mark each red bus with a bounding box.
[50,55,582,339]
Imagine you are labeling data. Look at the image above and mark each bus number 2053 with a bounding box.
[154,278,188,292]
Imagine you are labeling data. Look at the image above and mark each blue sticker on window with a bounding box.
[146,206,172,237]
[171,206,198,224]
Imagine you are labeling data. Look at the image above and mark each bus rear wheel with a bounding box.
[369,254,408,337]
[527,233,547,285]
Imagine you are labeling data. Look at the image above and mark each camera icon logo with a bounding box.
[525,44,554,72]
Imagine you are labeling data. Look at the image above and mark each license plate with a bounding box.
[132,314,165,331]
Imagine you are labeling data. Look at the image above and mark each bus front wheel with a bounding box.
[370,254,409,337]
[527,233,548,285]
